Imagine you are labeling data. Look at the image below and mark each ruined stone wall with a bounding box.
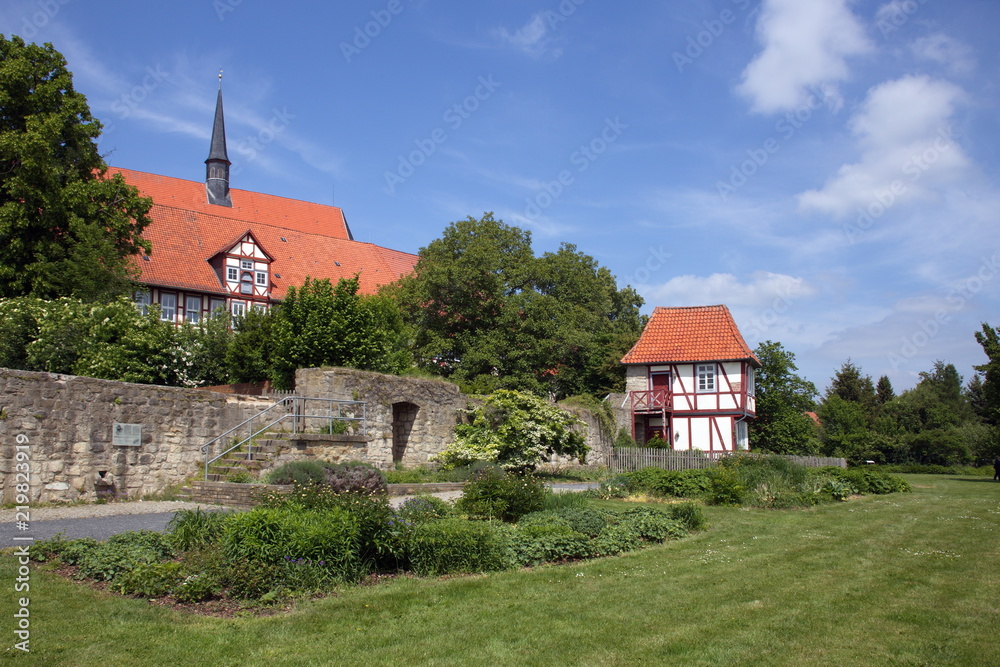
[293,367,469,469]
[0,369,271,502]
[0,366,618,503]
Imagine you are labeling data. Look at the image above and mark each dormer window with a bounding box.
[227,267,238,281]
[255,271,268,286]
[241,259,254,270]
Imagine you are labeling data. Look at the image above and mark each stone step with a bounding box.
[175,486,193,501]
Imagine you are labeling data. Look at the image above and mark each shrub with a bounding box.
[704,467,745,505]
[174,571,221,603]
[167,507,231,551]
[516,512,575,538]
[617,506,688,541]
[264,460,330,485]
[591,523,644,556]
[510,531,592,567]
[624,468,712,498]
[837,469,911,494]
[29,535,100,564]
[541,490,591,511]
[520,507,606,538]
[664,501,706,532]
[113,562,184,597]
[456,468,547,522]
[594,475,631,499]
[408,518,515,576]
[395,495,454,525]
[221,559,281,600]
[321,461,388,496]
[76,532,173,582]
[222,506,362,581]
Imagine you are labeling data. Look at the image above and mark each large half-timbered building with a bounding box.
[621,305,760,453]
[117,86,416,323]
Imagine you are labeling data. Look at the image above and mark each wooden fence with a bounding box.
[609,448,847,473]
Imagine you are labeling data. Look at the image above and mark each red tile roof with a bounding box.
[112,168,417,299]
[621,305,760,366]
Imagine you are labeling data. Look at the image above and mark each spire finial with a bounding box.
[218,68,223,88]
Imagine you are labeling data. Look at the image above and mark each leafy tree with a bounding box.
[388,213,644,398]
[271,276,410,388]
[875,375,895,405]
[433,390,588,472]
[974,323,1000,425]
[225,307,275,384]
[825,359,876,409]
[0,36,152,301]
[749,341,820,454]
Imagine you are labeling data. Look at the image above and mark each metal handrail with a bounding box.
[202,396,367,477]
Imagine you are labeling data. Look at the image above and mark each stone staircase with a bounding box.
[204,440,280,482]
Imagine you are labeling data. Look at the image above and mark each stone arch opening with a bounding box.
[391,401,419,464]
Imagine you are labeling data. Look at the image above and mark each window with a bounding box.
[255,271,268,286]
[231,301,246,317]
[696,363,716,393]
[227,266,238,281]
[159,293,177,321]
[185,296,202,323]
[210,299,226,317]
[746,367,755,397]
[133,290,150,316]
[241,259,254,270]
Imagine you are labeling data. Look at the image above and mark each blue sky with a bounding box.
[2,0,998,394]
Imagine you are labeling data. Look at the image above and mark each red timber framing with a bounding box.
[620,305,760,454]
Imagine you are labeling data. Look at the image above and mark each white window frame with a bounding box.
[240,259,254,270]
[209,299,227,317]
[227,266,238,281]
[696,363,716,393]
[134,290,151,317]
[185,295,202,323]
[231,301,246,317]
[159,292,177,322]
[746,367,755,397]
[255,270,268,286]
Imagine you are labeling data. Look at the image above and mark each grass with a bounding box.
[3,474,998,665]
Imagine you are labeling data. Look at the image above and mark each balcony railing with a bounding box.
[629,389,672,412]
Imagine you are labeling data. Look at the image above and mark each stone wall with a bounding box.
[0,366,616,503]
[294,367,469,469]
[0,369,271,503]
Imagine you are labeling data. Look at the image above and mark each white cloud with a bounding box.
[797,75,969,218]
[643,271,818,311]
[737,0,872,114]
[910,33,975,75]
[494,13,560,58]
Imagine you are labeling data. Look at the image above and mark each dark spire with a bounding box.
[205,71,232,206]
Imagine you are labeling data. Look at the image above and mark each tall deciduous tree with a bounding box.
[271,276,410,389]
[387,213,644,398]
[749,341,820,454]
[974,323,1000,425]
[0,36,152,300]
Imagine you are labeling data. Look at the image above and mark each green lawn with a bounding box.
[3,475,999,666]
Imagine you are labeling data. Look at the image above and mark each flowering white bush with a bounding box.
[433,389,588,471]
